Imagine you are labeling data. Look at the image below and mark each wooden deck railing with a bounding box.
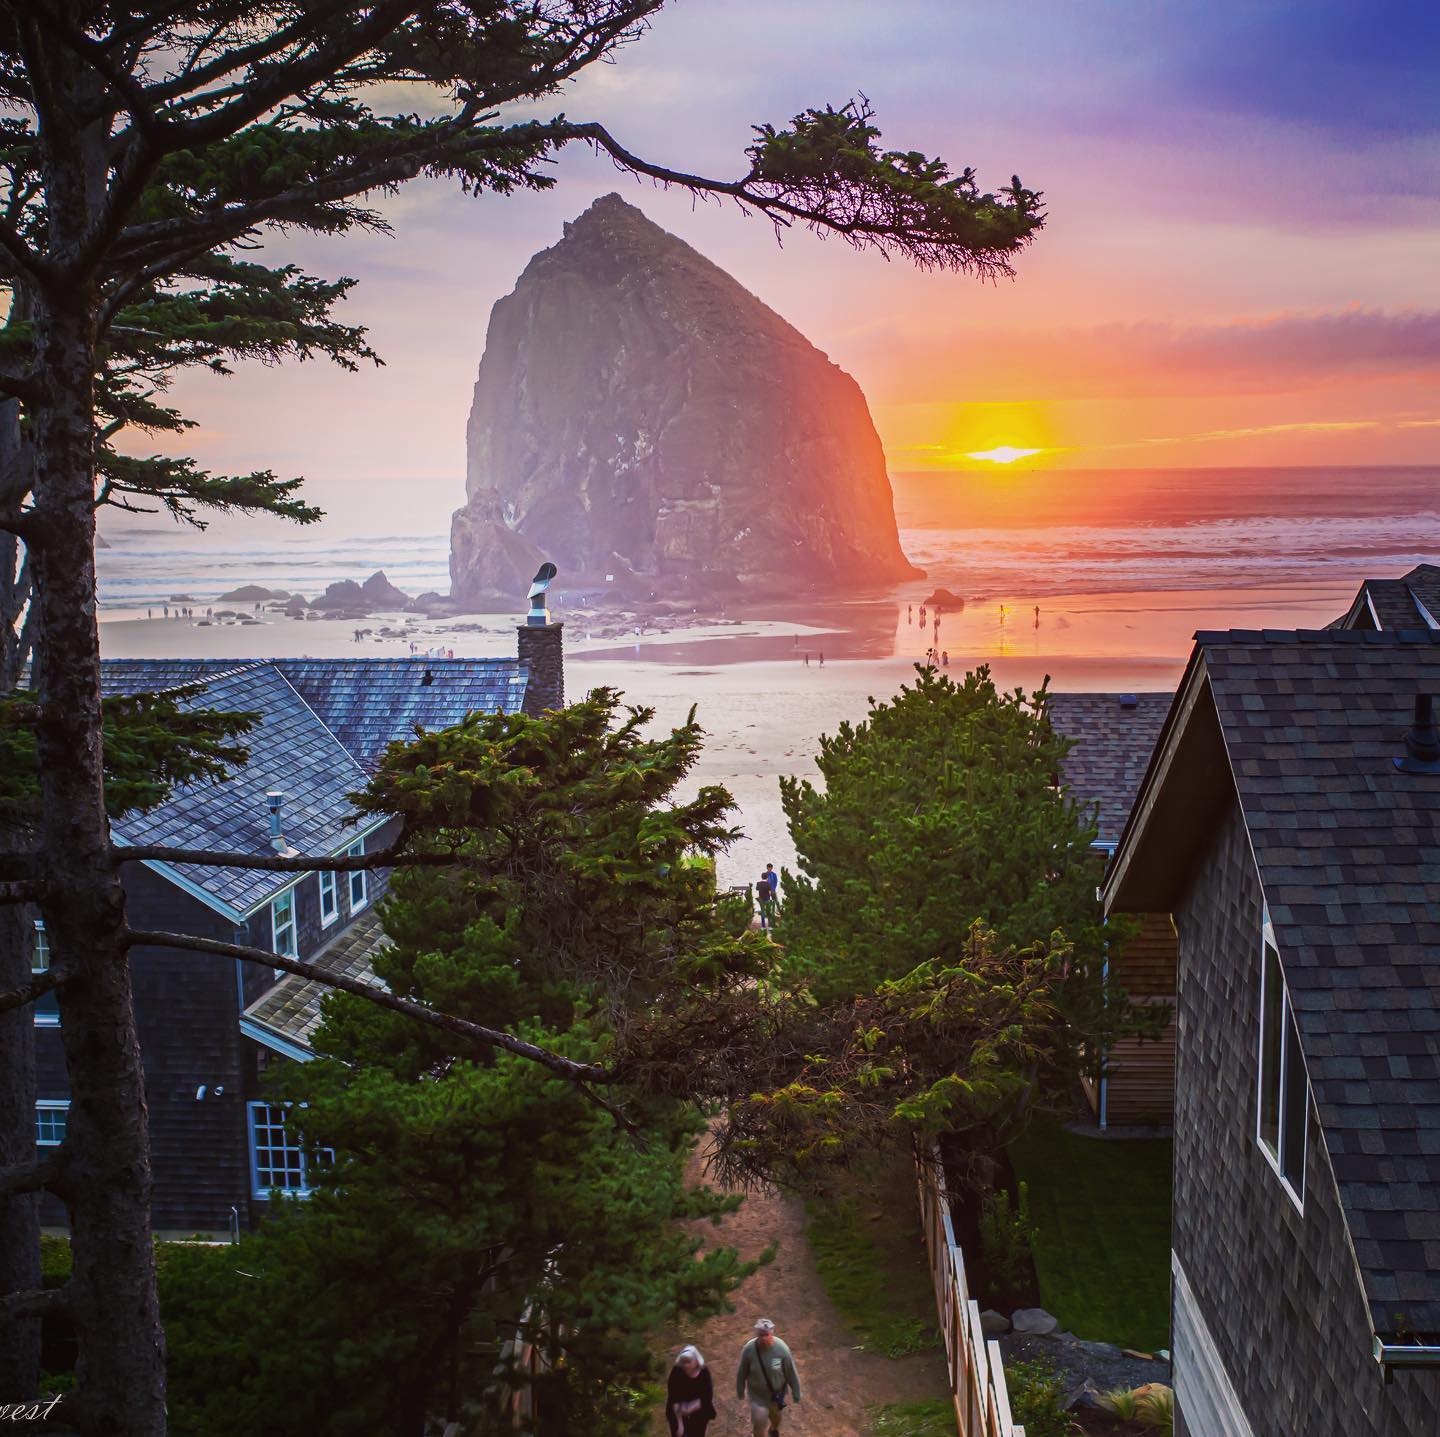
[916,1150,1026,1437]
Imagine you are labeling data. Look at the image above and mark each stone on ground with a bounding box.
[1010,1307,1060,1335]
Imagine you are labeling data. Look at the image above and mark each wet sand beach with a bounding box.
[99,578,1353,888]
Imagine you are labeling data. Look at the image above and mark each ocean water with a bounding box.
[94,466,1440,610]
[892,466,1440,598]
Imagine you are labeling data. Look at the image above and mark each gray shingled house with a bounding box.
[1103,628,1440,1437]
[31,632,562,1237]
[1046,691,1176,1127]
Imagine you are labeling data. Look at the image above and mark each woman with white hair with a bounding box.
[665,1344,716,1437]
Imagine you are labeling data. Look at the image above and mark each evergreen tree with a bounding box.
[0,7,1042,1430]
[778,665,1110,1001]
[162,691,761,1437]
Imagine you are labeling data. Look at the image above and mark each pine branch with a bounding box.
[124,927,613,1089]
[0,963,65,1011]
[0,1284,70,1323]
[109,840,458,872]
[0,1151,60,1202]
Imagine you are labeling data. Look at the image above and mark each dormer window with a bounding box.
[1258,907,1307,1208]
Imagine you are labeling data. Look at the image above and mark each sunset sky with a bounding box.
[142,0,1440,498]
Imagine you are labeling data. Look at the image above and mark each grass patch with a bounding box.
[869,1397,956,1437]
[804,1165,939,1358]
[1008,1117,1172,1351]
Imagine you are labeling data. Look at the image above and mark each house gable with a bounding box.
[1107,628,1440,1419]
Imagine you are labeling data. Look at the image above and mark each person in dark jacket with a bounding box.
[666,1344,716,1437]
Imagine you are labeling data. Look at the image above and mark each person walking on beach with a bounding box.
[763,863,779,909]
[818,651,824,667]
[665,1345,716,1437]
[757,872,775,931]
[736,1318,801,1437]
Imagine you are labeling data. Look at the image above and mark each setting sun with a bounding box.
[966,445,1044,464]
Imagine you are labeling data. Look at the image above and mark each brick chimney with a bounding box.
[517,561,564,716]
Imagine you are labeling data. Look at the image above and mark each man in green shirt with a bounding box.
[735,1318,801,1437]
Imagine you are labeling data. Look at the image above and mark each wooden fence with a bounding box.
[916,1150,1026,1437]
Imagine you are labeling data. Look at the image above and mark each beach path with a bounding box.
[654,1149,951,1437]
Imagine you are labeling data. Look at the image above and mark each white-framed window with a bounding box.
[247,1102,329,1198]
[318,869,338,927]
[1257,907,1307,1208]
[31,921,59,1027]
[35,1099,69,1146]
[271,888,298,977]
[347,839,368,912]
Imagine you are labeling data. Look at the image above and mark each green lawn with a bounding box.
[1006,1118,1173,1351]
[804,1161,940,1358]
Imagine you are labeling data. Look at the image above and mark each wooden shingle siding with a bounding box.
[38,866,252,1233]
[1173,803,1439,1436]
[1114,912,1177,996]
[1103,1014,1176,1126]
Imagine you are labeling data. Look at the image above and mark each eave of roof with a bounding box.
[242,907,391,1052]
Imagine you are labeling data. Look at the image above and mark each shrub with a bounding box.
[1003,1359,1072,1437]
[1137,1383,1174,1433]
[978,1180,1036,1302]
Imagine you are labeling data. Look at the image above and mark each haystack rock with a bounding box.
[449,194,920,603]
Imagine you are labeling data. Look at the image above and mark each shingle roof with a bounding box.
[100,657,529,770]
[1045,693,1173,846]
[276,658,528,769]
[1193,627,1440,1340]
[111,663,373,914]
[100,658,235,696]
[1333,563,1440,631]
[100,657,532,911]
[243,907,391,1050]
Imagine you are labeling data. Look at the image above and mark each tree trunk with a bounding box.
[1,386,42,1402]
[0,906,41,1402]
[29,281,166,1433]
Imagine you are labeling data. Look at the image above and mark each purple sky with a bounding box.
[132,0,1440,514]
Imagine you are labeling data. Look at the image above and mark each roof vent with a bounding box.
[420,668,434,687]
[1393,694,1440,775]
[265,790,288,852]
[1118,693,1138,709]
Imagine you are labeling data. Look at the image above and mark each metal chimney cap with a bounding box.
[265,790,284,812]
[1393,693,1440,775]
[526,561,558,626]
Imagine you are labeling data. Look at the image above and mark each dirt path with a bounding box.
[653,1154,951,1437]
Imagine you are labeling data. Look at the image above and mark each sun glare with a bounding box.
[966,445,1043,464]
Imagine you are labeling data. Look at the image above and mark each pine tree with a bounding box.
[160,693,761,1437]
[778,665,1109,1001]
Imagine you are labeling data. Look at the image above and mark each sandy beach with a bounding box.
[100,577,1355,888]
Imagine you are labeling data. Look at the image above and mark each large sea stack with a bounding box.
[449,194,920,602]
